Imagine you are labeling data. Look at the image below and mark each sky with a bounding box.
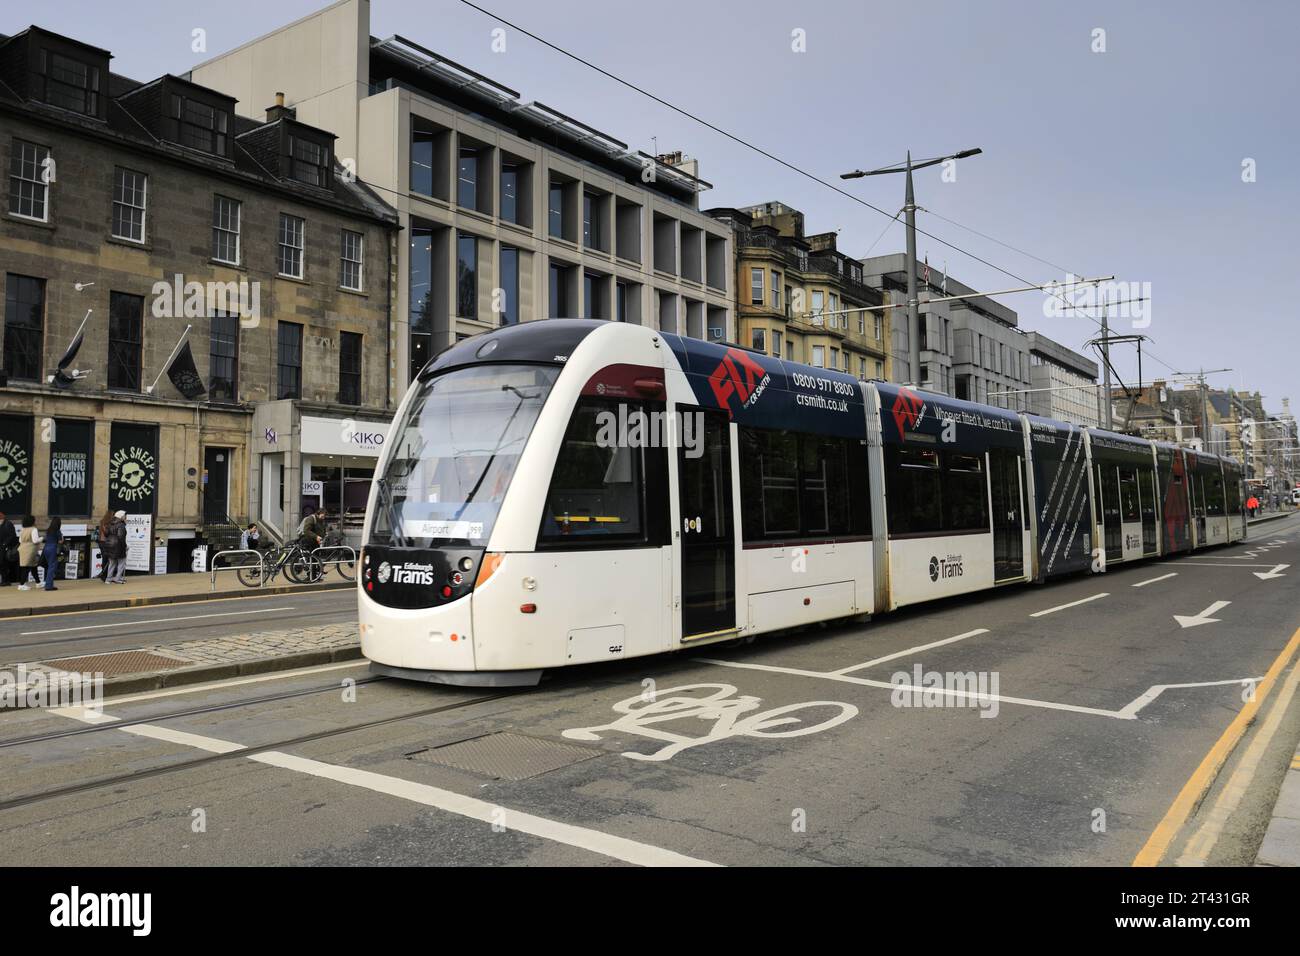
[10,0,1299,413]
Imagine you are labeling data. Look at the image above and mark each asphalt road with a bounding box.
[1,514,1297,866]
[0,588,358,663]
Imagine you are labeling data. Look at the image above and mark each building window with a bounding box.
[457,147,478,208]
[859,357,867,380]
[278,214,304,278]
[410,118,437,197]
[549,262,570,317]
[3,274,44,381]
[209,311,239,402]
[500,163,519,224]
[171,95,228,155]
[409,226,433,381]
[340,230,363,291]
[277,322,302,399]
[615,281,628,323]
[338,331,361,405]
[811,290,824,320]
[784,285,792,318]
[107,291,143,391]
[212,195,240,264]
[38,49,100,115]
[548,180,564,238]
[288,136,328,187]
[752,327,766,353]
[499,246,519,326]
[583,192,603,249]
[812,345,825,368]
[456,233,477,319]
[751,268,764,306]
[830,347,839,370]
[772,329,783,358]
[874,315,883,341]
[8,140,50,221]
[111,167,147,242]
[772,272,781,310]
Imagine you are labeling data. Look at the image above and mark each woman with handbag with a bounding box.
[41,517,62,591]
[17,515,41,591]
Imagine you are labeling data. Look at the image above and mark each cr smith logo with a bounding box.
[708,348,770,419]
[891,387,925,436]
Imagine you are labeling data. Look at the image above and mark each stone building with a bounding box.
[710,202,888,378]
[0,25,398,571]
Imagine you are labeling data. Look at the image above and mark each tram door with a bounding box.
[677,407,736,640]
[989,449,1023,581]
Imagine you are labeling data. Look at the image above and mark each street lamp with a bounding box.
[842,148,982,387]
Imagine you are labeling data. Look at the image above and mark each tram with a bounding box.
[358,320,1247,686]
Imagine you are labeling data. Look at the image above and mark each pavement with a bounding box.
[0,566,352,618]
[1256,745,1300,866]
[0,514,1297,866]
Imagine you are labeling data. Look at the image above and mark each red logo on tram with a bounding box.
[891,387,924,435]
[708,348,770,418]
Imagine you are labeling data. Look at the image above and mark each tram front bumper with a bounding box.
[359,587,477,673]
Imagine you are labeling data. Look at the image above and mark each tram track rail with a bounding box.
[0,687,515,813]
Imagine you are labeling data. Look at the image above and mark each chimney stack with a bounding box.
[266,91,296,123]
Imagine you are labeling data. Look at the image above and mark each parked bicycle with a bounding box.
[236,542,324,587]
[313,544,356,581]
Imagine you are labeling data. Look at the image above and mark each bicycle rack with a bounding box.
[310,545,358,580]
[209,548,266,591]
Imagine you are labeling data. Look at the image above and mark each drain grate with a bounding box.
[405,732,602,780]
[39,650,189,677]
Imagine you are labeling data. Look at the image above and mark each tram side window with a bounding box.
[739,427,869,541]
[538,399,668,546]
[886,445,991,536]
[1119,469,1140,522]
[1224,472,1242,513]
[1203,470,1226,516]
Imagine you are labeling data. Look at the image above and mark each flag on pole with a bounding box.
[941,261,948,295]
[165,340,207,399]
[51,309,90,388]
[921,255,930,286]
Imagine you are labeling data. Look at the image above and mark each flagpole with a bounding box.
[146,324,192,394]
[46,309,93,384]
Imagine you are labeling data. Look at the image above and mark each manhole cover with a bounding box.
[40,650,189,678]
[406,732,601,780]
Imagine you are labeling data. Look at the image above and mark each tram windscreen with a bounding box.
[369,364,559,547]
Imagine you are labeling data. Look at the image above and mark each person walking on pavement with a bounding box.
[297,508,326,550]
[41,517,62,591]
[105,510,128,584]
[0,512,16,587]
[1247,494,1259,518]
[16,516,41,590]
[96,509,114,581]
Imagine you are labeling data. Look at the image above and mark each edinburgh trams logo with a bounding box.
[891,387,925,436]
[0,439,30,501]
[376,560,435,585]
[929,553,964,581]
[708,348,770,418]
[376,561,392,583]
[108,445,156,503]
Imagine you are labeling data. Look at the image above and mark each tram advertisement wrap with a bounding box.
[662,336,866,439]
[874,382,1022,453]
[1027,417,1091,576]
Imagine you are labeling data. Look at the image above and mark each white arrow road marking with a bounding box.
[1174,600,1231,629]
[1253,564,1289,581]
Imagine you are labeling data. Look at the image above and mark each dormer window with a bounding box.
[171,94,228,156]
[288,135,329,187]
[37,49,100,116]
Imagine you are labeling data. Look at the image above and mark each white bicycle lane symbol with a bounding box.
[562,683,859,762]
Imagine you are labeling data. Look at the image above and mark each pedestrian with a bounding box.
[16,516,41,590]
[240,523,260,551]
[0,512,15,586]
[41,517,62,591]
[105,510,128,585]
[96,509,114,581]
[297,508,326,551]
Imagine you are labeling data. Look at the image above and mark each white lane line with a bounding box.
[250,750,718,867]
[1157,562,1278,569]
[49,707,717,867]
[121,724,247,754]
[831,629,989,675]
[22,606,298,636]
[1118,677,1263,720]
[1132,573,1178,588]
[48,705,117,725]
[1029,592,1109,618]
[699,657,1131,719]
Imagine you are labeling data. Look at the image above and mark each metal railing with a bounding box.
[311,545,357,581]
[209,548,265,591]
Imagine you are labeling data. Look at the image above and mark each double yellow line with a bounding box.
[1133,625,1300,866]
